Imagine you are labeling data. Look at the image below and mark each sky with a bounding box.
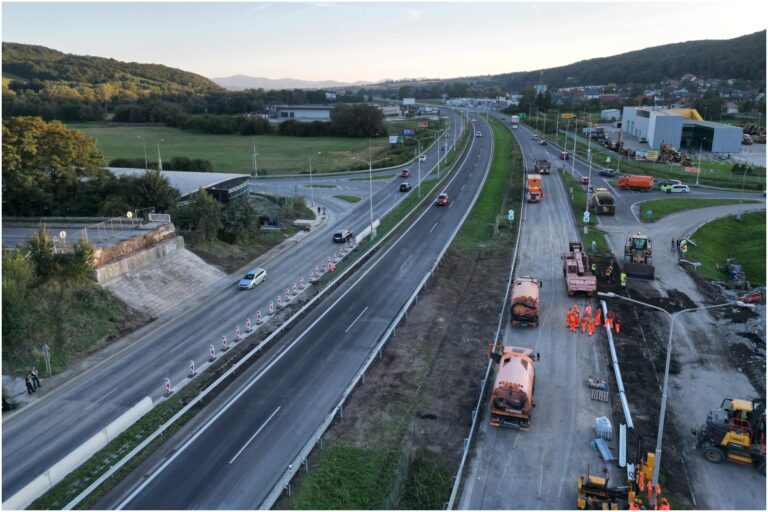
[2,1,767,83]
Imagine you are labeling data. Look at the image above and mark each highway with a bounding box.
[1,111,465,499]
[98,116,494,508]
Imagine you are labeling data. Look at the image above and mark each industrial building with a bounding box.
[269,105,334,122]
[621,106,742,153]
[600,108,621,122]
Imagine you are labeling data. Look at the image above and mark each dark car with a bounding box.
[539,139,548,146]
[435,193,449,206]
[333,230,353,243]
[400,168,411,178]
[399,182,412,192]
[598,168,617,177]
[580,176,589,186]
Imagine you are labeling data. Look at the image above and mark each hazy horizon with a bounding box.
[3,2,767,83]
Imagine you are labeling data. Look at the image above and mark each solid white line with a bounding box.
[345,306,369,334]
[228,406,281,464]
[449,201,454,208]
[429,221,439,233]
[461,184,465,191]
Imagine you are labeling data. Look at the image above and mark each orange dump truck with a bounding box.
[527,174,543,202]
[490,345,536,430]
[509,276,542,327]
[563,242,597,296]
[617,174,654,191]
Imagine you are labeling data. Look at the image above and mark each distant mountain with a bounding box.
[212,74,370,90]
[2,42,221,94]
[374,31,767,91]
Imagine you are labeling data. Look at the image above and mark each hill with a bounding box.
[2,42,221,95]
[378,31,766,91]
[212,74,370,91]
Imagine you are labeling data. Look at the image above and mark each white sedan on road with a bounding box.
[669,184,690,193]
[239,267,267,289]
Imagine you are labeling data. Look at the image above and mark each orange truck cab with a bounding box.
[527,174,543,202]
[617,175,654,191]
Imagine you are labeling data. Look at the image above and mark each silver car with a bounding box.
[239,267,267,289]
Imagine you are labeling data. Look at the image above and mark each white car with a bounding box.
[475,131,482,137]
[669,184,690,193]
[239,267,267,289]
[419,154,427,161]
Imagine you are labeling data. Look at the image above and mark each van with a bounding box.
[333,230,353,243]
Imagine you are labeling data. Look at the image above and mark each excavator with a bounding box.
[693,398,766,472]
[623,233,655,279]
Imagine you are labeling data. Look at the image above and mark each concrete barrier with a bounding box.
[2,396,153,510]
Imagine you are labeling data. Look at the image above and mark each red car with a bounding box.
[580,176,589,186]
[436,193,449,206]
[400,169,411,178]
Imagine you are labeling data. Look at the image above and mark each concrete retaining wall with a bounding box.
[93,223,176,267]
[94,236,184,283]
[2,396,153,510]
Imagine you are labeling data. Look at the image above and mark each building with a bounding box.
[378,105,402,118]
[269,105,334,122]
[600,108,621,122]
[622,106,742,153]
[204,176,251,203]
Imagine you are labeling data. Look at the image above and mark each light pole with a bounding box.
[598,292,753,509]
[352,140,389,241]
[616,138,623,174]
[156,138,164,172]
[404,136,427,199]
[737,164,749,221]
[308,152,321,210]
[137,135,148,171]
[252,138,258,176]
[696,137,706,186]
[571,117,579,175]
[554,111,560,147]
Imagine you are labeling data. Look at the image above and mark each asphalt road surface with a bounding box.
[460,118,622,509]
[99,116,493,509]
[0,110,465,499]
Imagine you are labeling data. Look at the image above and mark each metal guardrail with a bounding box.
[61,112,471,511]
[445,116,527,509]
[260,112,480,508]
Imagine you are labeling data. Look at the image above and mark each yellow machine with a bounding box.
[693,398,766,471]
[623,233,655,279]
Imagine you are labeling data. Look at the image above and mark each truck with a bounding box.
[590,188,615,215]
[509,276,542,327]
[562,242,597,296]
[534,159,551,175]
[526,174,543,202]
[509,115,519,125]
[617,175,654,191]
[489,345,536,430]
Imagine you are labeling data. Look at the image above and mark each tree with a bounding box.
[331,104,386,137]
[26,225,56,279]
[221,197,259,243]
[130,169,180,213]
[171,190,221,241]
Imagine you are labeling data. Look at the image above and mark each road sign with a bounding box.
[507,209,515,222]
[583,211,590,223]
[561,113,576,119]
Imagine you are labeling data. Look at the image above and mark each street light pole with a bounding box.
[137,136,148,171]
[737,164,749,221]
[352,141,389,241]
[696,137,705,186]
[156,138,164,172]
[571,117,579,175]
[598,292,751,509]
[252,138,258,176]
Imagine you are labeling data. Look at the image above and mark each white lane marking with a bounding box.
[345,306,369,334]
[461,184,465,191]
[449,201,454,208]
[429,221,439,233]
[399,254,413,270]
[229,407,281,464]
[97,387,120,403]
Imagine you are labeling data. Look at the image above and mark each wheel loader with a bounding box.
[623,233,655,279]
[693,398,766,472]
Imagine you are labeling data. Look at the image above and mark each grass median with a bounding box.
[637,198,760,222]
[686,210,766,286]
[560,171,611,257]
[334,195,362,203]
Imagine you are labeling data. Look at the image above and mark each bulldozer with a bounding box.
[693,398,765,472]
[623,233,655,279]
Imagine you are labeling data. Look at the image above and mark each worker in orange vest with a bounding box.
[646,481,654,501]
[584,304,592,318]
[587,315,595,336]
[658,497,670,510]
[581,311,589,334]
[605,310,614,329]
[566,308,572,329]
[594,309,602,327]
[614,311,622,334]
[571,309,580,332]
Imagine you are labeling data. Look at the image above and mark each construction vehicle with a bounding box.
[534,159,551,175]
[563,242,597,296]
[590,188,615,215]
[617,175,654,191]
[693,398,766,472]
[577,471,627,510]
[489,345,535,430]
[716,257,750,289]
[526,174,543,202]
[623,233,655,279]
[509,115,519,125]
[509,276,542,327]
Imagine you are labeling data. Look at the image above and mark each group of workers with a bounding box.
[629,471,671,510]
[566,305,622,336]
[590,260,627,289]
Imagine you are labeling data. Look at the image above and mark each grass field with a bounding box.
[638,198,760,222]
[349,174,395,181]
[334,195,362,203]
[687,211,765,286]
[68,122,394,174]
